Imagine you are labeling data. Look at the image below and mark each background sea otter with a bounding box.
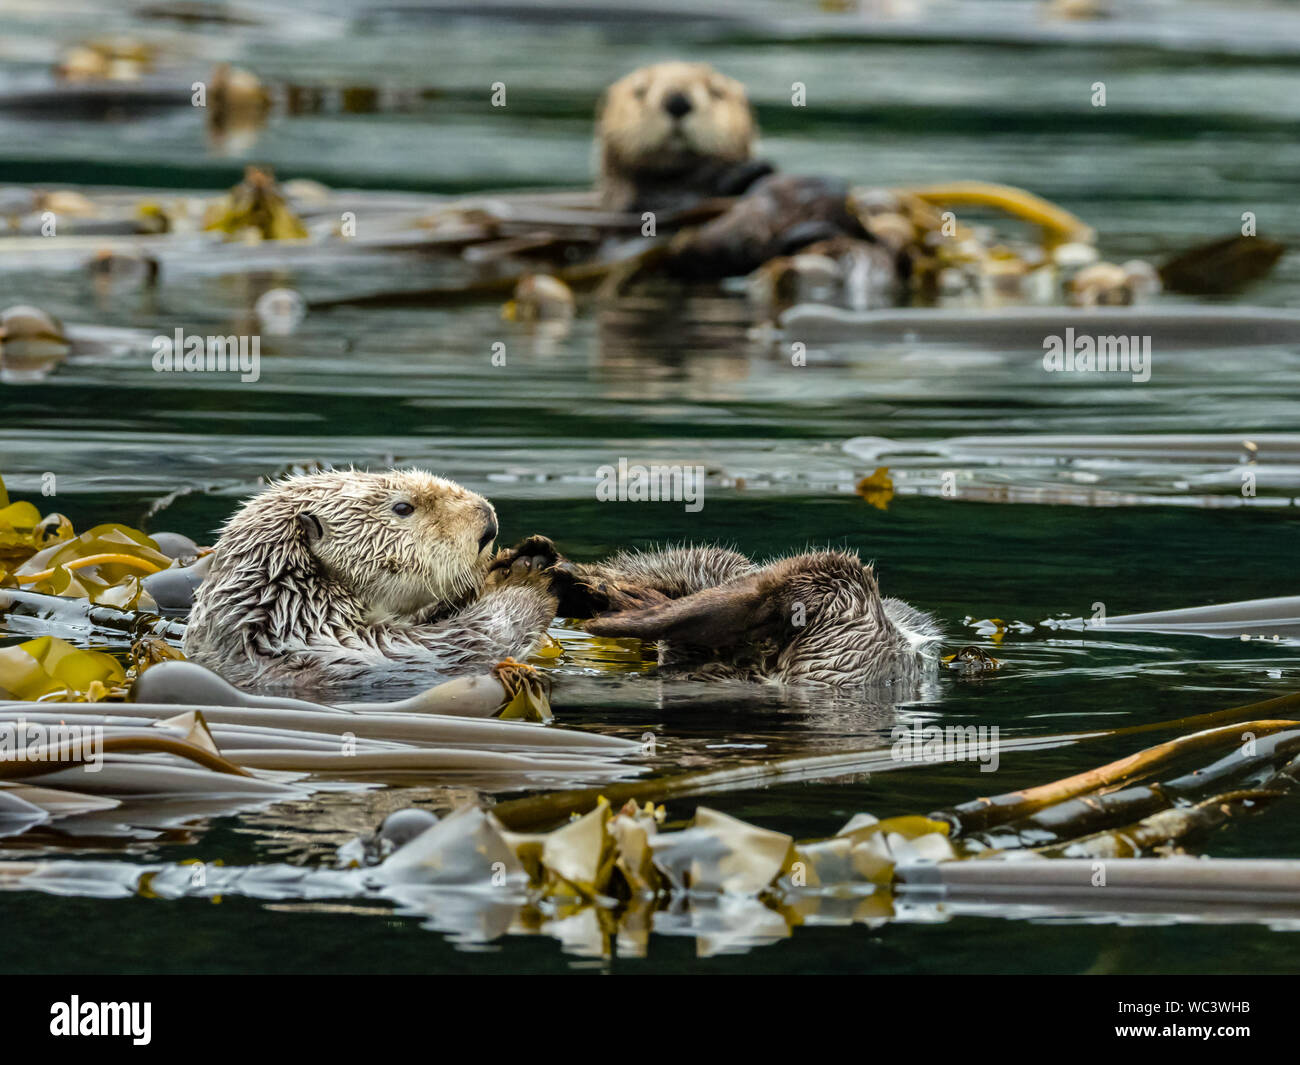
[596,60,766,214]
[183,469,558,689]
[596,61,879,281]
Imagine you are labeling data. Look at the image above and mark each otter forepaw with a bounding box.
[484,535,563,590]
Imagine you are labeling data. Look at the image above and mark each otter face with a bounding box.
[287,469,497,622]
[598,61,755,180]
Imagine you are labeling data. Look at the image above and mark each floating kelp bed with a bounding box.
[6,691,1300,956]
[0,660,648,858]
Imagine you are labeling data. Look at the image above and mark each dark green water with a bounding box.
[2,0,1300,973]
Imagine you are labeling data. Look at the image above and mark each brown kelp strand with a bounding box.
[1040,789,1288,860]
[959,728,1300,851]
[959,783,1173,853]
[930,718,1300,835]
[1104,688,1300,742]
[487,732,1081,830]
[0,733,252,781]
[1159,728,1300,800]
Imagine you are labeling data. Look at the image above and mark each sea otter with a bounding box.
[596,61,769,214]
[525,538,940,688]
[595,62,880,282]
[182,469,558,689]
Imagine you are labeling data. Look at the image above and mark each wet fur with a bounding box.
[183,470,556,690]
[552,544,941,688]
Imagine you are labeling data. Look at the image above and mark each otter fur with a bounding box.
[540,540,941,688]
[182,470,557,690]
[596,61,766,214]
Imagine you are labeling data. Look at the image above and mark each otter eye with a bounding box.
[391,501,415,517]
[634,84,648,100]
[708,83,727,100]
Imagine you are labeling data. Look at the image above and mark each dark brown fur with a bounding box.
[507,540,940,688]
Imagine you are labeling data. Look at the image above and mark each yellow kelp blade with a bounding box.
[0,635,125,700]
[898,181,1095,246]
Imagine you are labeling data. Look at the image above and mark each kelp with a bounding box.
[202,166,309,241]
[494,658,554,724]
[132,658,566,725]
[489,745,989,830]
[9,849,1300,959]
[0,691,641,797]
[1047,594,1300,641]
[356,717,1300,914]
[3,694,1300,953]
[0,588,187,647]
[12,523,170,611]
[1041,789,1285,860]
[853,466,894,510]
[0,712,252,782]
[351,799,952,904]
[312,173,1131,313]
[1,480,180,614]
[0,478,73,571]
[933,718,1300,835]
[898,181,1096,247]
[961,730,1300,853]
[0,636,125,702]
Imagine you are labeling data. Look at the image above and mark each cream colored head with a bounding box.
[209,469,498,628]
[597,62,755,182]
[295,469,496,620]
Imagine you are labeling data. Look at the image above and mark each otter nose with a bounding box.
[663,91,692,119]
[476,505,498,554]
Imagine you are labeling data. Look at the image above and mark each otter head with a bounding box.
[191,469,499,666]
[596,61,756,210]
[291,469,498,622]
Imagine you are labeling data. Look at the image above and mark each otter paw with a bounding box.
[484,535,563,590]
[492,657,553,723]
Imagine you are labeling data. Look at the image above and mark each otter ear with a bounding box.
[297,511,324,544]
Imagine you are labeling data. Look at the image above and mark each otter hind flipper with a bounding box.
[584,551,939,687]
[583,575,778,648]
[550,545,754,619]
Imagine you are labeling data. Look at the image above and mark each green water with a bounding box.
[2,0,1300,973]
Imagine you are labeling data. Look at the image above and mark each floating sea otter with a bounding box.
[182,469,938,691]
[595,61,874,279]
[589,61,1279,305]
